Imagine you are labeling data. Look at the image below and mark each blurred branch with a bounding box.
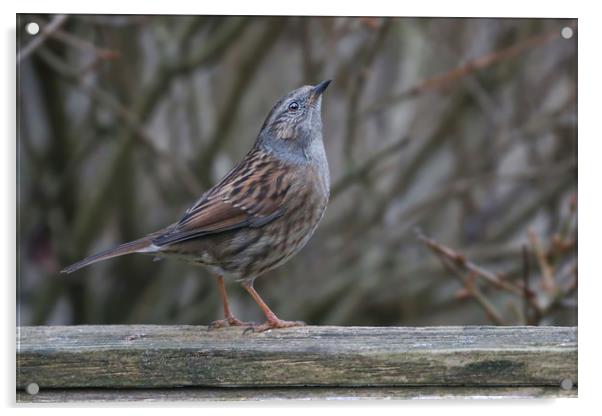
[78,15,148,27]
[415,229,523,297]
[51,27,121,74]
[36,47,201,197]
[343,19,392,164]
[528,229,557,293]
[331,134,410,199]
[322,92,468,242]
[337,92,470,237]
[414,229,507,325]
[521,245,541,325]
[300,19,321,81]
[414,203,576,326]
[32,29,119,79]
[487,173,575,241]
[198,18,288,185]
[34,47,170,254]
[51,27,119,58]
[361,25,571,118]
[396,157,577,231]
[17,15,68,63]
[136,16,252,122]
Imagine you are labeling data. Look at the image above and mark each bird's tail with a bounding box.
[61,236,157,274]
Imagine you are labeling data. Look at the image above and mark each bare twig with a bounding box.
[553,193,577,261]
[414,227,575,327]
[415,229,506,325]
[520,245,542,325]
[50,27,120,74]
[414,229,523,296]
[528,229,557,293]
[50,28,120,58]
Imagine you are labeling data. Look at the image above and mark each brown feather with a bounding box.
[152,147,294,246]
[61,234,157,274]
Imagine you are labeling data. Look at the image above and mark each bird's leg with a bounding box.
[208,275,252,329]
[241,280,305,333]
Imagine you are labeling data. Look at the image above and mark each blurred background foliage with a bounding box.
[17,15,577,327]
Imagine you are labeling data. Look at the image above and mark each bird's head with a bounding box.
[257,80,331,155]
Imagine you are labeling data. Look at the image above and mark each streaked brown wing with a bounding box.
[153,148,293,247]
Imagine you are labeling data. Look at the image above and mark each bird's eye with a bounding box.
[288,101,299,112]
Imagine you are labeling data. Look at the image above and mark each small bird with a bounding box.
[62,80,332,332]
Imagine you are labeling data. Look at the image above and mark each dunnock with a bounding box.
[62,80,331,332]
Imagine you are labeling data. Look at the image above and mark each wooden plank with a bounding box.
[17,386,577,403]
[16,325,577,389]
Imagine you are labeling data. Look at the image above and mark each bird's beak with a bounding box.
[312,80,332,97]
[309,80,331,105]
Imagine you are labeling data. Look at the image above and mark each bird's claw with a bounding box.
[207,317,253,331]
[243,319,306,334]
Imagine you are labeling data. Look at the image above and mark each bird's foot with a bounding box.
[243,318,306,334]
[208,316,253,331]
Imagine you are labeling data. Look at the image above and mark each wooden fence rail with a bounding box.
[16,325,577,402]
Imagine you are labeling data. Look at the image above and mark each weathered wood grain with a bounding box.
[17,326,576,391]
[17,386,576,403]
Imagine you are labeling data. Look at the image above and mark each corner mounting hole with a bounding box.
[560,378,573,390]
[561,27,573,39]
[25,22,40,35]
[26,382,39,395]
